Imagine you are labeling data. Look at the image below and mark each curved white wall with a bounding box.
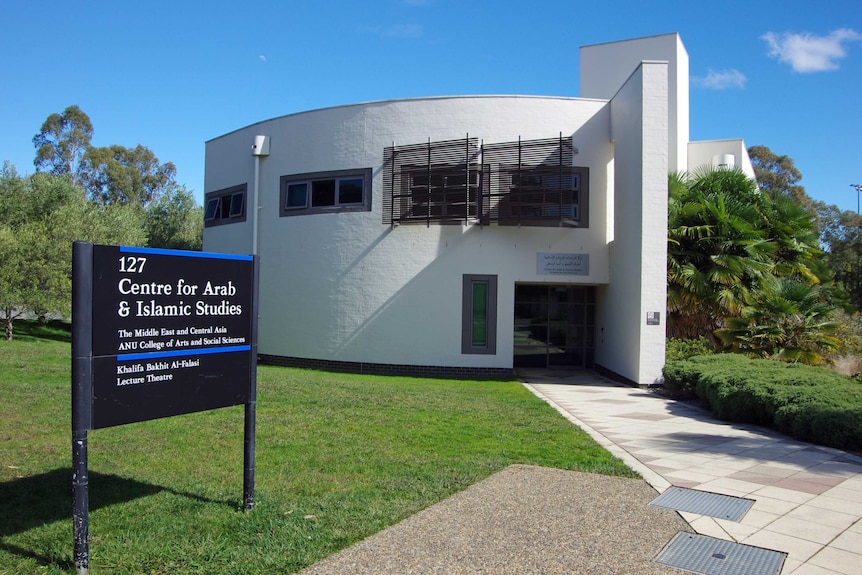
[205,96,616,370]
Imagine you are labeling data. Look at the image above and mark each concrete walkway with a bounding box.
[523,369,862,575]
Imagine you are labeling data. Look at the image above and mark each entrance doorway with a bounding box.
[513,284,595,368]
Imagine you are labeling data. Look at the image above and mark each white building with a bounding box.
[203,33,753,385]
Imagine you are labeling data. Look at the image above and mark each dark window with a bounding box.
[384,136,588,227]
[483,136,588,228]
[402,165,481,222]
[312,180,336,206]
[338,178,364,205]
[280,168,372,217]
[497,166,584,226]
[462,274,497,355]
[229,192,244,218]
[285,182,309,209]
[204,184,247,227]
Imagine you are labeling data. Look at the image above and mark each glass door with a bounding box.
[513,284,595,368]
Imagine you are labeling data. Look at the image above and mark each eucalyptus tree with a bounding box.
[748,144,809,207]
[80,144,177,207]
[32,105,93,183]
[814,201,862,311]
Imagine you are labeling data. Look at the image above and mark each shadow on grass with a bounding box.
[8,319,72,343]
[0,468,237,568]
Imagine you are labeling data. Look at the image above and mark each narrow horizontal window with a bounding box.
[204,184,247,227]
[280,168,372,217]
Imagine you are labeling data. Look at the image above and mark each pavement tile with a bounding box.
[805,494,859,514]
[784,505,858,530]
[787,562,845,575]
[830,529,862,554]
[714,517,760,540]
[763,516,846,545]
[742,530,823,562]
[662,468,724,484]
[773,478,838,495]
[775,449,840,468]
[738,508,782,529]
[753,485,818,504]
[750,496,802,516]
[686,516,730,540]
[729,472,788,486]
[831,476,862,492]
[708,457,770,471]
[806,546,862,575]
[697,476,765,495]
[806,461,862,478]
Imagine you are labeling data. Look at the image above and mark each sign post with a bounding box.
[71,242,259,574]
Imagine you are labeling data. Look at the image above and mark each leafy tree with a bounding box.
[145,185,203,250]
[0,225,30,339]
[80,144,177,207]
[749,143,860,312]
[32,105,93,182]
[0,167,80,338]
[813,200,862,311]
[748,144,809,206]
[0,165,146,338]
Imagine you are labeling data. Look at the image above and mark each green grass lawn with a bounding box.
[0,321,635,574]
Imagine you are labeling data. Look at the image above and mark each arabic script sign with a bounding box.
[537,253,589,276]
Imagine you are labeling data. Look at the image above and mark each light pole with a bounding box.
[853,185,862,309]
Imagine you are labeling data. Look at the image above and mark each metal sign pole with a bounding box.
[243,255,260,509]
[71,241,93,574]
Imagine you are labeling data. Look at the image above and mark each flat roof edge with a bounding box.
[580,32,681,50]
[206,94,610,143]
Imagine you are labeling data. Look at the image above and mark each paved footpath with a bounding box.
[523,370,862,575]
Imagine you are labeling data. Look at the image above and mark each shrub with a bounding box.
[666,336,715,362]
[662,354,862,451]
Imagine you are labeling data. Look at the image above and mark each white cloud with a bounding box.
[762,28,861,72]
[259,55,266,63]
[694,68,747,90]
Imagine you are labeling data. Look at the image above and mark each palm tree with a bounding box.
[668,166,843,363]
[715,275,839,365]
[667,168,775,339]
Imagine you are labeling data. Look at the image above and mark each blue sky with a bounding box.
[2,0,861,211]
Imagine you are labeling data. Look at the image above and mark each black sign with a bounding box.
[86,244,257,428]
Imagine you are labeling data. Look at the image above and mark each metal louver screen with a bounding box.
[384,135,583,228]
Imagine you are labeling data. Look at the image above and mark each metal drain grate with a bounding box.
[650,487,754,521]
[655,533,785,575]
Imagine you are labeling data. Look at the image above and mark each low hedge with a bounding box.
[663,354,862,452]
